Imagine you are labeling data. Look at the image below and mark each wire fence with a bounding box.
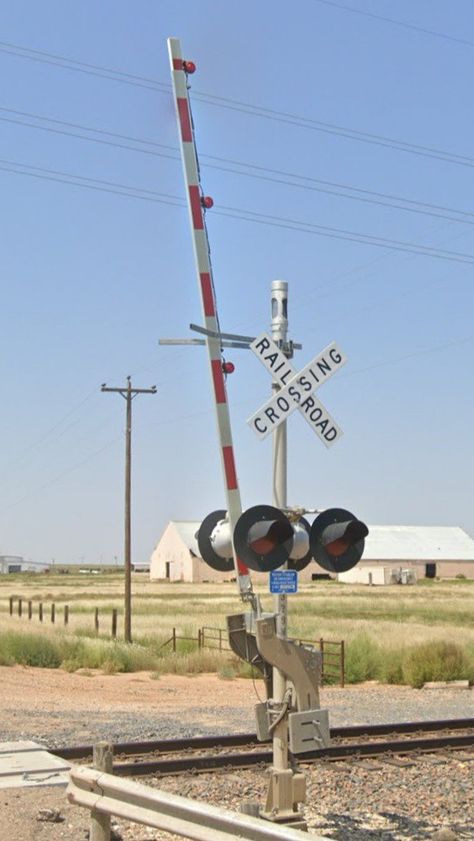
[6,598,345,686]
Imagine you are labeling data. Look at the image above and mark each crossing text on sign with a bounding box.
[248,333,346,446]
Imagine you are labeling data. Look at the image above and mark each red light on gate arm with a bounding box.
[201,196,214,209]
[183,60,196,74]
[222,361,235,375]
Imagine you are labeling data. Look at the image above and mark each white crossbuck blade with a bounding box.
[248,332,347,447]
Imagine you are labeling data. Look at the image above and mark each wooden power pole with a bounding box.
[101,376,156,642]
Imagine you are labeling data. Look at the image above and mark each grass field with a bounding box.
[0,572,473,686]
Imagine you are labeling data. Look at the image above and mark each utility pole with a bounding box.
[101,376,156,643]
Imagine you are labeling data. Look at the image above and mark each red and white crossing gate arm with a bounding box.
[167,38,251,597]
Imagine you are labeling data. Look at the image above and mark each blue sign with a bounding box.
[270,569,298,594]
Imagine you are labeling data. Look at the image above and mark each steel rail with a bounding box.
[110,732,474,777]
[54,717,474,762]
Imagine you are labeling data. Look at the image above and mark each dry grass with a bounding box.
[0,573,473,683]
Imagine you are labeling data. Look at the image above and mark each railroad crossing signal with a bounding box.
[196,505,368,575]
[247,332,347,447]
[311,507,369,573]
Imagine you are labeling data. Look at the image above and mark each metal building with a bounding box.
[338,525,474,584]
[149,522,474,584]
[0,555,25,574]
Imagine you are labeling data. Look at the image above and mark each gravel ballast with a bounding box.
[0,666,472,839]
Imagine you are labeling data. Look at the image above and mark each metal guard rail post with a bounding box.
[68,766,331,841]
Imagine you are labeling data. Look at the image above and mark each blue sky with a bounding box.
[0,1,473,565]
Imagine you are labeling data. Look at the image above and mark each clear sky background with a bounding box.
[0,1,473,566]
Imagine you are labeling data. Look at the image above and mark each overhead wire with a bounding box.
[2,157,474,264]
[0,39,167,92]
[312,0,474,50]
[0,388,98,475]
[2,106,474,227]
[1,40,473,169]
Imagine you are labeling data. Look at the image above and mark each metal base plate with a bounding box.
[288,708,330,754]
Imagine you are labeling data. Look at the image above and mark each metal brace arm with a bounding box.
[255,616,321,711]
[227,614,273,698]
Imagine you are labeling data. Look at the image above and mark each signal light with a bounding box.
[310,508,368,573]
[201,196,214,209]
[222,361,235,375]
[183,60,196,74]
[196,509,234,572]
[233,505,311,573]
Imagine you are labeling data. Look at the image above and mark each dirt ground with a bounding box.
[0,666,259,841]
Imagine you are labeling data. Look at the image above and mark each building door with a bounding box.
[425,563,436,579]
[165,562,170,580]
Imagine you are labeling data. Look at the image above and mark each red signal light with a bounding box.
[222,361,235,375]
[201,196,214,209]
[183,60,196,74]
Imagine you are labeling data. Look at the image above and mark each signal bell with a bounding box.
[310,508,368,573]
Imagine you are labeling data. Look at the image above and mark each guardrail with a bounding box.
[68,765,330,841]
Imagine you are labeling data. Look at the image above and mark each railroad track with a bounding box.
[54,717,474,777]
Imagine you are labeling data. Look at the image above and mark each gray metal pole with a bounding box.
[271,279,289,773]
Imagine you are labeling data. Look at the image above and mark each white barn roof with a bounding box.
[162,522,474,562]
[363,526,474,561]
[169,521,200,555]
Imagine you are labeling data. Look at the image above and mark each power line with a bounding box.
[312,0,474,50]
[1,39,473,170]
[2,157,474,264]
[215,205,474,265]
[2,106,474,228]
[0,388,97,475]
[193,91,474,169]
[0,39,167,92]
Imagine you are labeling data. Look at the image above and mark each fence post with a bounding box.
[39,602,43,622]
[64,605,69,626]
[219,628,222,651]
[111,609,117,639]
[340,640,345,688]
[319,637,324,685]
[95,608,99,635]
[51,603,55,624]
[90,742,113,841]
[18,598,22,618]
[198,628,202,650]
[28,600,33,620]
[172,627,176,652]
[9,596,13,616]
[201,627,205,649]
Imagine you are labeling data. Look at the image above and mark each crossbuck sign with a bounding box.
[248,333,347,448]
